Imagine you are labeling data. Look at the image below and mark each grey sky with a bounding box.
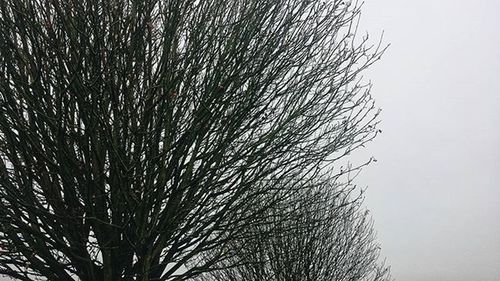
[357,1,500,281]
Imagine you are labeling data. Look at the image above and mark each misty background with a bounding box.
[1,1,499,281]
[357,0,500,281]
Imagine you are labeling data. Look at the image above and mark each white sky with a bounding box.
[357,0,500,280]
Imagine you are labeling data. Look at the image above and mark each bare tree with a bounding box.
[0,0,385,280]
[192,178,392,281]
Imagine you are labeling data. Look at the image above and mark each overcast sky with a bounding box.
[2,1,499,281]
[357,1,500,281]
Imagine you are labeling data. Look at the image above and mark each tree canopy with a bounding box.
[193,179,391,281]
[0,0,387,280]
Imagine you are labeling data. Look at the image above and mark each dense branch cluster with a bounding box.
[0,0,388,280]
[193,179,391,281]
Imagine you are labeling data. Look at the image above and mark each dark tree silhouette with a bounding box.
[192,178,392,281]
[0,0,386,280]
